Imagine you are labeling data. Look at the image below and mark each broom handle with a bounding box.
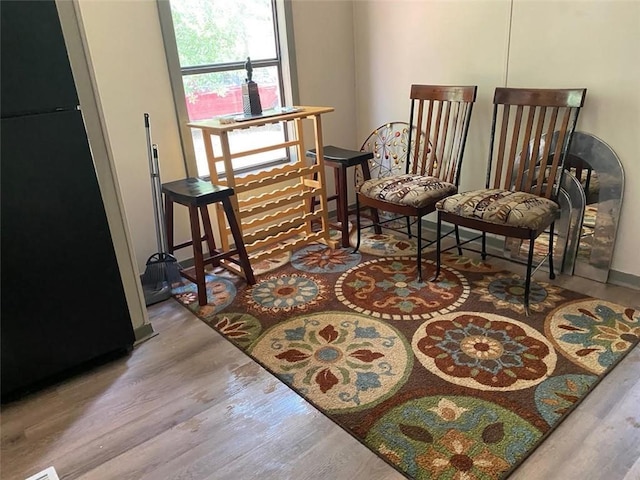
[145,113,165,254]
[151,144,169,255]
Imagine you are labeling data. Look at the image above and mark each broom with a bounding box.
[141,113,182,293]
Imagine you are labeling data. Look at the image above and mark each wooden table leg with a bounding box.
[217,131,236,252]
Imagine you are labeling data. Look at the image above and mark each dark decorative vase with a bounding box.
[242,80,262,116]
[242,56,262,116]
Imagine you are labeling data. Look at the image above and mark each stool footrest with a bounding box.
[172,234,208,252]
[206,248,243,266]
[180,248,244,277]
[179,247,248,283]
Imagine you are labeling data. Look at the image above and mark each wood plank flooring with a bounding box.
[1,264,639,480]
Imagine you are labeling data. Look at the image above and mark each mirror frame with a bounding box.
[561,131,624,282]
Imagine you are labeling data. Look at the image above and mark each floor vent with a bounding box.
[25,467,59,480]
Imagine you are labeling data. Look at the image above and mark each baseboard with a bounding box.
[607,270,640,291]
[133,321,156,343]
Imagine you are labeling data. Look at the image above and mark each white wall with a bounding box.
[58,0,149,335]
[507,0,640,277]
[291,1,358,149]
[353,0,511,193]
[77,0,187,273]
[76,0,639,279]
[353,0,640,278]
[76,0,358,273]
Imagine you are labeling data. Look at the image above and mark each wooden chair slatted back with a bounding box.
[407,85,477,185]
[564,153,593,193]
[487,87,586,199]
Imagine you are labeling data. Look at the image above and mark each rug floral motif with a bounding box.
[172,243,639,480]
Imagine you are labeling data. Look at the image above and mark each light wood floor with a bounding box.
[2,265,639,480]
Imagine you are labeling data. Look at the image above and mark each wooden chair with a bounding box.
[565,152,595,203]
[354,122,417,237]
[434,87,587,314]
[354,84,477,281]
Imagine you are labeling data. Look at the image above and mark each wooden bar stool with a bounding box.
[306,146,381,248]
[162,178,255,306]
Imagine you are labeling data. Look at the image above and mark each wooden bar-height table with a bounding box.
[188,106,337,274]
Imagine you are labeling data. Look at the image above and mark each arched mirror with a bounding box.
[505,131,624,283]
[560,132,624,282]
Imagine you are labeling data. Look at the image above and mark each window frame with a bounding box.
[156,0,299,178]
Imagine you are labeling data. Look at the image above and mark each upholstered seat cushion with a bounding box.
[359,174,457,209]
[436,189,559,231]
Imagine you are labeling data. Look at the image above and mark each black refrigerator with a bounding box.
[1,0,135,401]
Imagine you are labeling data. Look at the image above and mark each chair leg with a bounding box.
[524,231,535,316]
[353,194,362,253]
[369,208,382,235]
[454,225,462,256]
[433,211,442,281]
[164,195,175,255]
[334,167,343,224]
[481,232,487,260]
[336,165,350,248]
[417,215,423,283]
[548,222,556,280]
[199,205,219,267]
[188,205,207,306]
[360,160,382,234]
[406,216,412,239]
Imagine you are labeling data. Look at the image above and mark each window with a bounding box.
[158,0,296,177]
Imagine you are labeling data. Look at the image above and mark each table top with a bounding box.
[187,106,334,133]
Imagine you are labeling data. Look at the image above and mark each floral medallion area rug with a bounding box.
[171,239,639,480]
